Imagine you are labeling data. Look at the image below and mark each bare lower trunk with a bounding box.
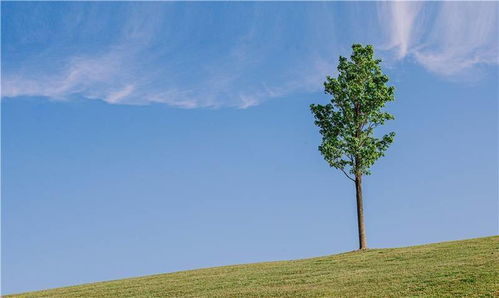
[355,174,367,250]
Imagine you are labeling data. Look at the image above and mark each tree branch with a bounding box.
[340,168,355,182]
[358,122,375,147]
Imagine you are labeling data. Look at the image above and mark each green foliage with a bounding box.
[310,44,395,178]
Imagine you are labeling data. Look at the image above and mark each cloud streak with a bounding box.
[378,1,425,59]
[2,2,498,108]
[3,48,131,102]
[2,3,340,108]
[379,2,498,78]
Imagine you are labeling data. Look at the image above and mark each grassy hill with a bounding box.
[9,236,498,297]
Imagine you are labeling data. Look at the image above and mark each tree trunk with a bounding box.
[355,174,367,250]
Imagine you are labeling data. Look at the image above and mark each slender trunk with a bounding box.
[355,174,367,250]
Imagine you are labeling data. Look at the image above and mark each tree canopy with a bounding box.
[310,44,395,181]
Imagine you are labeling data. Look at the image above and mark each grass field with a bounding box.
[9,236,498,297]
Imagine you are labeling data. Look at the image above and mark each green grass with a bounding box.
[9,236,498,297]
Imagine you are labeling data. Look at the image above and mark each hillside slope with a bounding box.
[9,236,498,297]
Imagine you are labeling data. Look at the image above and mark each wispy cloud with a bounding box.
[378,1,425,59]
[413,2,499,77]
[379,2,498,78]
[2,3,341,108]
[3,50,126,101]
[2,2,497,108]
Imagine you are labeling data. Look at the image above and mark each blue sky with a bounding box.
[2,1,498,295]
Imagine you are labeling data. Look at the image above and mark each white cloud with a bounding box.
[2,50,131,103]
[378,1,425,59]
[379,2,499,78]
[413,2,499,77]
[3,3,497,108]
[105,85,135,104]
[1,3,343,109]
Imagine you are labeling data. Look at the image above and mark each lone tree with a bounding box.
[310,44,395,250]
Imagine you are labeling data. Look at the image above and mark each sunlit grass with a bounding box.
[9,236,498,297]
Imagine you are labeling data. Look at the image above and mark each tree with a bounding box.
[310,44,395,250]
